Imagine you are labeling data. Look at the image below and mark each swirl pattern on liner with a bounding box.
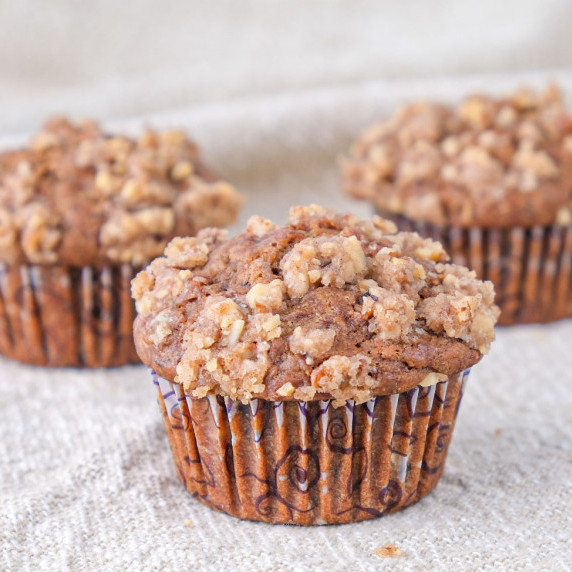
[155,369,470,525]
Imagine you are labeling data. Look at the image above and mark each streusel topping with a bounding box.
[0,117,243,265]
[342,84,572,227]
[133,205,499,405]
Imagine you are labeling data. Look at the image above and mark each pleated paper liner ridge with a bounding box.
[0,263,140,367]
[154,369,470,525]
[385,214,572,326]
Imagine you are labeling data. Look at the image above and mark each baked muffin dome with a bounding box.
[133,205,499,406]
[342,84,572,228]
[0,117,243,368]
[0,117,243,267]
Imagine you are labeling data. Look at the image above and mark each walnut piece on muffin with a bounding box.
[342,83,572,227]
[133,205,499,406]
[0,117,244,266]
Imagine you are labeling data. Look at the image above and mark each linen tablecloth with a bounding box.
[1,72,572,570]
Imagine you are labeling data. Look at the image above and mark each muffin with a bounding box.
[342,84,572,325]
[132,205,499,525]
[0,117,243,367]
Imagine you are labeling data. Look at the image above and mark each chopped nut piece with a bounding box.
[148,311,173,345]
[441,136,460,157]
[246,215,275,237]
[460,146,495,168]
[245,280,284,312]
[495,105,517,127]
[513,148,559,178]
[419,372,448,387]
[289,326,336,359]
[293,386,317,400]
[311,354,376,405]
[206,358,218,372]
[308,269,321,283]
[460,96,491,128]
[288,204,335,224]
[361,285,415,340]
[164,236,211,268]
[276,382,296,397]
[368,144,394,177]
[171,160,194,181]
[555,207,572,226]
[19,205,62,263]
[227,319,245,346]
[251,313,281,341]
[371,215,397,234]
[95,170,119,195]
[519,171,539,193]
[135,208,175,234]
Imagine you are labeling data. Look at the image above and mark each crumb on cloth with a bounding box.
[374,543,403,558]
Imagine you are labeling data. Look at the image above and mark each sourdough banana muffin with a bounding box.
[0,117,243,367]
[342,84,572,325]
[132,205,499,525]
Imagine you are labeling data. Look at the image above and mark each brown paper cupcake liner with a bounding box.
[154,368,470,525]
[0,263,140,367]
[388,214,572,326]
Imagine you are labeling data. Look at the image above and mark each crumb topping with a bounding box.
[342,84,572,227]
[280,235,367,297]
[133,205,499,404]
[0,117,243,265]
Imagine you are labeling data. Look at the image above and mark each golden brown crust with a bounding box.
[133,206,499,404]
[0,117,243,266]
[342,84,572,227]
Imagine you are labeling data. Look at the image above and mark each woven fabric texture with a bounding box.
[1,72,572,571]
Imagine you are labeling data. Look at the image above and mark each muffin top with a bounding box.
[0,117,243,266]
[342,84,572,227]
[132,205,499,405]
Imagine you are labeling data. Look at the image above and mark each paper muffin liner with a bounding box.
[154,368,470,525]
[387,214,572,326]
[0,263,140,367]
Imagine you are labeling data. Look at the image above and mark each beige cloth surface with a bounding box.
[2,0,572,134]
[2,71,572,570]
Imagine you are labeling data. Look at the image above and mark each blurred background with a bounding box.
[1,0,571,132]
[1,0,571,226]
